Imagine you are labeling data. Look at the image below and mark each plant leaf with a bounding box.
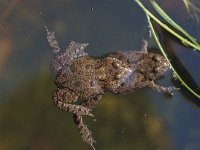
[134,0,200,99]
[134,0,200,51]
[150,0,200,48]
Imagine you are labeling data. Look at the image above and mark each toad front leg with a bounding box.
[52,88,94,117]
[141,29,151,53]
[148,81,178,95]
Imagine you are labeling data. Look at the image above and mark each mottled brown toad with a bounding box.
[46,26,177,150]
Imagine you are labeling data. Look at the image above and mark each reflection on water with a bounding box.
[1,0,200,150]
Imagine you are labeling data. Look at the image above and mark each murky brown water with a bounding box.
[0,0,200,150]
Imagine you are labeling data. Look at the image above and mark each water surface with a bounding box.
[0,0,200,150]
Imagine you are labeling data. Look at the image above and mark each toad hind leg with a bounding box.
[73,95,102,150]
[73,114,96,150]
[52,88,94,117]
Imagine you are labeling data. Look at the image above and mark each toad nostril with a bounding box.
[112,62,120,68]
[153,56,161,62]
[155,67,161,72]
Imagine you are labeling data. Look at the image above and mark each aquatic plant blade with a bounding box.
[134,0,200,99]
[134,0,200,51]
[146,15,200,99]
[150,0,200,48]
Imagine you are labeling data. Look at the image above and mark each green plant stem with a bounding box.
[135,0,200,51]
[147,14,200,99]
[150,0,200,47]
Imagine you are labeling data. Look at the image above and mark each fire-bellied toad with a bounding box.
[46,26,177,150]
